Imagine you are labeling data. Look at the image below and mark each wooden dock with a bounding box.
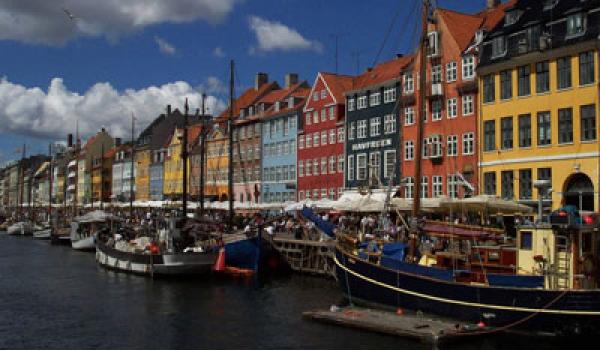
[303,306,489,345]
[267,234,336,278]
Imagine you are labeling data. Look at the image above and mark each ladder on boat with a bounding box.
[554,235,571,290]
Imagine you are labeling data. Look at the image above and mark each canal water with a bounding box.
[0,233,580,350]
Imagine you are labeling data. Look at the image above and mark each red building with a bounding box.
[400,4,510,199]
[298,72,353,201]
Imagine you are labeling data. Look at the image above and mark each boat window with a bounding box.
[520,231,532,250]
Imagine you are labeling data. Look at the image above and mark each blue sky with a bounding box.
[0,0,488,163]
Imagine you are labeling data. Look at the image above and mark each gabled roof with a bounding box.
[438,8,485,53]
[477,0,517,31]
[216,81,279,122]
[258,83,310,119]
[319,72,355,103]
[349,55,414,92]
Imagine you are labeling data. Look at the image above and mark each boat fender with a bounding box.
[213,247,226,272]
[149,243,160,255]
[396,308,404,316]
[477,321,486,328]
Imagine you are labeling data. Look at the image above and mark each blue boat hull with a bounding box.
[335,249,600,335]
[225,235,261,271]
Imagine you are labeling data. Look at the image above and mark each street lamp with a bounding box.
[534,179,552,224]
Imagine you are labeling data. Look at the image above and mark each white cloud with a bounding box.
[155,36,176,55]
[0,0,240,45]
[248,16,322,53]
[200,76,227,95]
[0,77,226,140]
[212,46,226,58]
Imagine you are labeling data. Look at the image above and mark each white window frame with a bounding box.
[405,177,414,199]
[447,135,458,156]
[383,150,396,179]
[383,87,396,103]
[298,160,304,177]
[321,131,327,146]
[357,120,367,139]
[370,117,381,137]
[337,127,345,142]
[433,176,443,198]
[357,96,367,110]
[329,129,336,144]
[356,153,367,180]
[446,61,457,82]
[432,100,442,121]
[404,107,415,126]
[347,98,355,112]
[447,98,457,119]
[369,92,381,107]
[384,114,396,134]
[403,73,414,93]
[347,155,355,181]
[404,141,414,161]
[462,95,474,116]
[462,132,475,155]
[462,55,475,81]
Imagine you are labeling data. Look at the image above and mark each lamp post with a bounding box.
[534,179,552,224]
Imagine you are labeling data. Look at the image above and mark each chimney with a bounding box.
[115,138,122,147]
[255,72,268,90]
[67,133,73,148]
[487,0,501,9]
[285,73,298,88]
[101,127,106,133]
[167,104,172,117]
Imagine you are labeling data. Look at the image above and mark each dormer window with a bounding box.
[491,36,507,58]
[240,109,245,119]
[504,10,521,26]
[567,13,586,38]
[248,106,254,116]
[543,0,559,10]
[288,97,294,109]
[427,31,439,57]
[274,101,280,112]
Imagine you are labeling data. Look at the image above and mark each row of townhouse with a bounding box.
[2,0,598,216]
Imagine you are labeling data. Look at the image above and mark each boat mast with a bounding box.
[182,99,189,217]
[228,60,235,231]
[199,93,207,216]
[18,143,25,220]
[413,0,429,218]
[130,113,135,217]
[48,143,53,225]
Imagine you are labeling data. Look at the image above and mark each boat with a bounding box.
[7,221,33,236]
[70,210,118,251]
[50,226,72,246]
[33,224,52,240]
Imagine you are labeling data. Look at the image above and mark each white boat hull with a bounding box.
[71,235,95,251]
[7,222,32,236]
[33,229,52,240]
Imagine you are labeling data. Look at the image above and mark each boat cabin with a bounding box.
[516,208,600,290]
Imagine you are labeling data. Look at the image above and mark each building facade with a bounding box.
[205,128,229,201]
[298,72,352,201]
[478,0,600,212]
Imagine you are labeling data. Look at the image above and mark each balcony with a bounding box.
[431,83,443,97]
[457,80,478,95]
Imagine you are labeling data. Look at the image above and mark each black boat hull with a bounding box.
[335,249,600,335]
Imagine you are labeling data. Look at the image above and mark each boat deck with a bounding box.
[267,233,335,277]
[303,306,489,344]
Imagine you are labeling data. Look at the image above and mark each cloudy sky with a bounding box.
[0,0,484,161]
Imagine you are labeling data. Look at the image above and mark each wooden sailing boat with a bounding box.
[333,0,600,336]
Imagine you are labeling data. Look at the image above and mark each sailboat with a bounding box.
[334,0,600,336]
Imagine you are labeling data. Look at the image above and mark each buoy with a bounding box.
[477,321,486,328]
[396,308,404,316]
[213,247,226,272]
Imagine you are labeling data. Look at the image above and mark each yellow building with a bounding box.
[135,149,151,201]
[478,2,598,213]
[205,127,229,201]
[163,128,184,199]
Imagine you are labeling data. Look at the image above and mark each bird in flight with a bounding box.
[63,7,76,21]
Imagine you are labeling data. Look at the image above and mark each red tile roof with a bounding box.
[438,8,485,52]
[350,55,414,91]
[320,73,355,103]
[258,83,310,119]
[477,0,517,31]
[216,81,279,122]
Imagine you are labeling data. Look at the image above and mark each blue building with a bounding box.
[149,151,165,201]
[260,81,309,203]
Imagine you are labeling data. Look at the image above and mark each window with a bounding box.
[298,161,304,177]
[404,73,414,93]
[369,152,381,181]
[306,133,312,148]
[557,57,572,89]
[383,87,396,103]
[462,95,474,116]
[329,156,336,173]
[404,141,414,161]
[357,120,367,138]
[321,157,327,175]
[520,231,533,250]
[501,170,514,199]
[519,169,532,200]
[313,110,319,124]
[518,65,531,96]
[313,92,319,101]
[447,98,457,118]
[430,135,442,158]
[305,159,311,176]
[370,117,381,136]
[384,150,396,179]
[349,122,355,140]
[432,100,442,121]
[404,107,415,125]
[370,92,381,106]
[306,113,312,126]
[321,90,327,99]
[519,114,532,148]
[536,61,550,93]
[491,36,506,58]
[543,0,559,10]
[313,159,319,176]
[504,10,520,26]
[447,135,458,156]
[427,31,439,56]
[501,116,513,150]
[463,133,474,155]
[329,129,336,144]
[446,61,457,82]
[462,55,475,80]
[431,65,442,83]
[384,114,396,134]
[329,106,335,120]
[538,168,552,198]
[484,120,496,151]
[500,70,512,100]
[321,131,327,145]
[338,127,345,142]
[357,96,367,109]
[447,175,458,198]
[356,154,367,180]
[581,104,597,141]
[432,176,443,198]
[579,51,595,85]
[537,112,551,146]
[338,155,344,173]
[420,176,429,198]
[484,172,496,195]
[483,74,495,103]
[313,132,320,147]
[558,108,573,144]
[567,13,586,37]
[348,98,355,112]
[422,138,430,159]
[321,109,327,122]
[283,118,289,136]
[405,177,414,199]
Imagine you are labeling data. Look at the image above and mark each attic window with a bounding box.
[504,10,521,26]
[491,36,507,58]
[274,101,280,112]
[288,97,294,109]
[543,0,559,10]
[427,31,439,57]
[566,13,586,38]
